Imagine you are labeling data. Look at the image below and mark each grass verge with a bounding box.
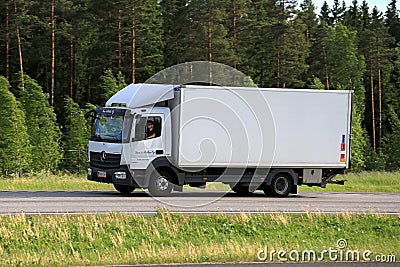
[0,172,112,191]
[0,212,398,266]
[298,171,400,193]
[0,171,399,193]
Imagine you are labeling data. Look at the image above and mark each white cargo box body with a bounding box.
[170,85,352,169]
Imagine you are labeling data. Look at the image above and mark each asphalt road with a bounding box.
[0,191,399,215]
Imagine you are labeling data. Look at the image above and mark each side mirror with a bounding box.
[85,109,96,119]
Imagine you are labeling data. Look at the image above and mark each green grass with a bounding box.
[0,171,399,193]
[0,172,113,191]
[0,212,398,266]
[299,171,400,193]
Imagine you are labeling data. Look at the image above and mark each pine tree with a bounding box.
[320,1,331,26]
[360,0,370,30]
[239,0,276,87]
[308,76,325,89]
[68,0,93,103]
[359,8,394,152]
[100,69,127,104]
[161,0,191,67]
[239,0,308,88]
[0,1,11,78]
[331,0,345,24]
[164,0,233,68]
[132,0,164,82]
[387,46,400,126]
[383,105,400,170]
[299,0,318,44]
[19,75,62,172]
[385,0,400,45]
[325,24,368,170]
[350,106,369,171]
[267,0,308,88]
[227,0,247,69]
[0,76,31,176]
[326,23,365,96]
[62,97,90,173]
[344,0,362,32]
[308,23,331,89]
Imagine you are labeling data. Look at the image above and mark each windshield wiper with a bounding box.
[103,134,121,142]
[92,134,103,141]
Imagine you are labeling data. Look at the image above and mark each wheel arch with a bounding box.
[266,169,298,185]
[266,169,298,194]
[145,157,183,187]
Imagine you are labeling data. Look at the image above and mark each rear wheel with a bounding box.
[148,170,173,197]
[264,173,292,197]
[113,184,135,194]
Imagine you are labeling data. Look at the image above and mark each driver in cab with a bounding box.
[146,120,156,139]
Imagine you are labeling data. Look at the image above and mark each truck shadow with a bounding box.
[120,191,311,198]
[0,190,314,198]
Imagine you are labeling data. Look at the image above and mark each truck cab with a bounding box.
[87,84,174,195]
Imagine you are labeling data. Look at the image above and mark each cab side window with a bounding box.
[145,116,162,139]
[134,115,162,141]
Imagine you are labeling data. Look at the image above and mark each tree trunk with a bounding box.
[131,4,136,84]
[233,0,237,70]
[322,43,329,90]
[87,76,91,102]
[69,39,74,99]
[370,47,376,152]
[281,33,286,88]
[118,9,122,70]
[51,0,55,105]
[305,21,310,44]
[5,2,10,80]
[45,65,49,94]
[14,2,24,90]
[208,1,212,85]
[277,35,281,87]
[377,49,382,150]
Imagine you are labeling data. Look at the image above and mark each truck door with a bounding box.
[130,114,165,170]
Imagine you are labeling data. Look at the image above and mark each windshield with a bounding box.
[90,108,132,143]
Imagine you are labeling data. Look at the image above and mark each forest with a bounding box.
[0,0,400,175]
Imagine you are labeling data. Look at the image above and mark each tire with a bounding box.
[148,170,173,197]
[263,173,292,197]
[113,184,135,194]
[230,184,253,195]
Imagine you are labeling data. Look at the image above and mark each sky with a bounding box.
[312,0,391,13]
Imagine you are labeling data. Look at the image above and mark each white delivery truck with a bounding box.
[87,84,353,197]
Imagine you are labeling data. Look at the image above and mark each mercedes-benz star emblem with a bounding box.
[101,151,107,161]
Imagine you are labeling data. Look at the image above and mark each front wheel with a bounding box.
[264,174,292,197]
[114,184,135,194]
[148,170,173,197]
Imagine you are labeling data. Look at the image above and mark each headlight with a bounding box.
[115,171,127,180]
[88,168,92,176]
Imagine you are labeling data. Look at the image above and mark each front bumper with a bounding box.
[87,165,146,187]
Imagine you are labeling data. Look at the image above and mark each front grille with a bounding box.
[90,152,121,168]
